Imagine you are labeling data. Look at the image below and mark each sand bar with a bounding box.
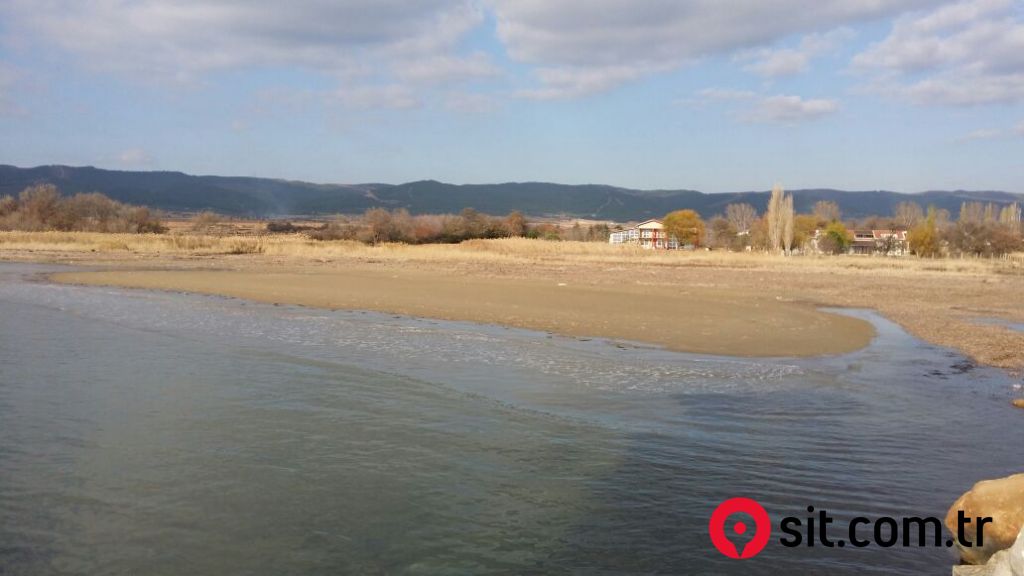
[52,268,875,358]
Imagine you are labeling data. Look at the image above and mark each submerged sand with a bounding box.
[52,267,874,358]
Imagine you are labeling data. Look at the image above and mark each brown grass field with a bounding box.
[3,230,1024,372]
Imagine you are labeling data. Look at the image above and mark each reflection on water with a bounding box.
[0,263,1020,575]
[974,316,1024,333]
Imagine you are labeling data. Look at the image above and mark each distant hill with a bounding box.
[1,164,1021,221]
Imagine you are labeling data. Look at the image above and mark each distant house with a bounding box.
[850,230,877,255]
[814,228,908,255]
[609,219,680,249]
[850,229,909,255]
[871,229,909,256]
[608,227,639,244]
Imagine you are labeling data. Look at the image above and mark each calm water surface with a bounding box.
[0,263,1020,575]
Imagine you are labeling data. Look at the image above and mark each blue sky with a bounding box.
[1,0,1022,192]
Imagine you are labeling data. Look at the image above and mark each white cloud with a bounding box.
[3,0,993,106]
[960,128,1005,141]
[961,122,1024,141]
[515,64,668,100]
[117,148,155,167]
[744,49,811,78]
[740,28,855,78]
[393,52,499,85]
[444,92,500,112]
[0,0,492,110]
[743,95,840,124]
[697,88,758,102]
[853,0,1024,105]
[2,0,482,78]
[691,88,839,124]
[897,73,1024,105]
[334,85,421,110]
[674,87,755,108]
[492,0,940,96]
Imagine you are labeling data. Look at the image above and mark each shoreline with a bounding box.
[49,267,876,359]
[2,235,1022,371]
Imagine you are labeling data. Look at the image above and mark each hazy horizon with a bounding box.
[7,162,1024,196]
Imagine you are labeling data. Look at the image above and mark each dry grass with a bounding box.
[2,230,1022,276]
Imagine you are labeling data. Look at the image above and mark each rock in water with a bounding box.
[947,474,1024,565]
[1008,529,1024,574]
[953,528,1024,576]
[1011,399,1024,410]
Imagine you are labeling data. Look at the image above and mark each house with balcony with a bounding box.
[609,219,680,249]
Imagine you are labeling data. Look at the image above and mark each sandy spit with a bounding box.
[52,268,875,358]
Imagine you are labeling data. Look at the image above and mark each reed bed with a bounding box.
[1,230,1021,277]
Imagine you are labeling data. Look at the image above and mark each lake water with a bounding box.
[0,262,1020,575]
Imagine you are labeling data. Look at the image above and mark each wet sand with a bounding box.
[53,268,875,358]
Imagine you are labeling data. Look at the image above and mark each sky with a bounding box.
[1,0,1022,192]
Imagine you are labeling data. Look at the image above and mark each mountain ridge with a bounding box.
[2,164,1021,221]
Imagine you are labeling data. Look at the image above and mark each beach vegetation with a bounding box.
[0,185,165,233]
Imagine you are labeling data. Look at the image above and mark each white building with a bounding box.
[609,219,680,249]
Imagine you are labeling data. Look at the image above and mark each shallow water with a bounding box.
[974,316,1024,333]
[0,262,1020,575]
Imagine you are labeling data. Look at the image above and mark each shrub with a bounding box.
[908,211,941,257]
[818,221,851,255]
[226,237,265,254]
[0,186,165,233]
[190,211,221,234]
[266,220,307,233]
[308,208,533,245]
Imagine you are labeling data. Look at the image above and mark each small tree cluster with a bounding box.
[559,221,611,242]
[310,208,530,244]
[904,203,1022,258]
[0,185,165,233]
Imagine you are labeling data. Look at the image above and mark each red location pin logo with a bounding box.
[709,497,771,559]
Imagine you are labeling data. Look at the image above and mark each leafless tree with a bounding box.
[893,202,923,229]
[725,203,757,233]
[999,202,1021,225]
[812,200,840,223]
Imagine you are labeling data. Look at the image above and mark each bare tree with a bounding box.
[893,202,924,229]
[725,203,757,233]
[19,184,61,229]
[959,201,986,224]
[190,211,221,234]
[812,200,841,223]
[503,211,527,237]
[706,216,737,250]
[999,202,1021,225]
[0,195,17,217]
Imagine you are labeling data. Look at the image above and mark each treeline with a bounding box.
[307,208,526,243]
[300,207,609,244]
[903,202,1022,258]
[676,194,1023,257]
[0,185,165,233]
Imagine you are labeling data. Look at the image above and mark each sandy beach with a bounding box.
[3,232,1023,368]
[52,266,874,358]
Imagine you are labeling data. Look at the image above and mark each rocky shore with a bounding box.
[949,474,1024,575]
